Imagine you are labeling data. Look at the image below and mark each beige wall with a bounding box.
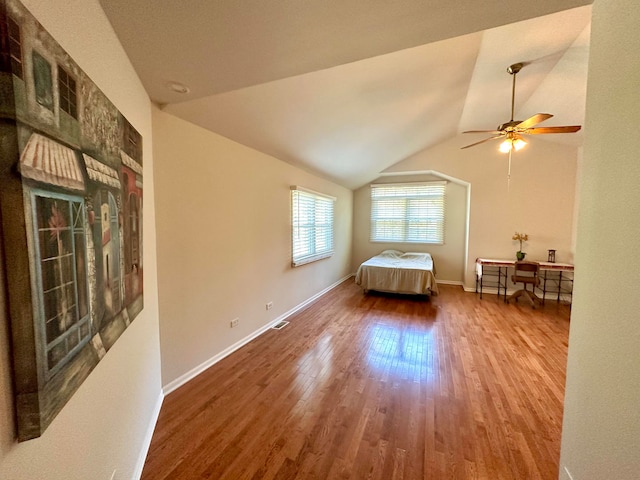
[0,0,162,479]
[352,173,467,283]
[152,107,353,386]
[379,136,578,289]
[559,0,640,478]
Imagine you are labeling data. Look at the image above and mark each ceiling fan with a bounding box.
[461,62,582,155]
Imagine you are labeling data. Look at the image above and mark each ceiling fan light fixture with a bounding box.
[513,137,527,151]
[499,137,527,153]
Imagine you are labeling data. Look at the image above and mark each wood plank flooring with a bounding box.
[141,280,570,479]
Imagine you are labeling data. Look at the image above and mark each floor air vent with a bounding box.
[272,321,289,330]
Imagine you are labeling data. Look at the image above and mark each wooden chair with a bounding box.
[507,261,541,307]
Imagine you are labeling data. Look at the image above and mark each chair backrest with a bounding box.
[512,261,540,285]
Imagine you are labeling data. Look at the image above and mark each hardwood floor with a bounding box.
[141,280,570,479]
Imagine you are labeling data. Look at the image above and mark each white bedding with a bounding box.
[355,250,439,296]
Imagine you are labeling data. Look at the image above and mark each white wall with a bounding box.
[352,173,467,283]
[0,1,162,479]
[559,0,640,478]
[378,135,578,289]
[152,107,353,387]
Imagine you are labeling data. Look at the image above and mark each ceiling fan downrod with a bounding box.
[507,63,523,122]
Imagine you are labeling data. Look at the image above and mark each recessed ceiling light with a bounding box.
[166,81,190,94]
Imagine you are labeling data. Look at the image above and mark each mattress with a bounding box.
[355,250,438,296]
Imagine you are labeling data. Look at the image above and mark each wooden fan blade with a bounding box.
[516,113,553,130]
[462,130,502,134]
[461,136,502,150]
[525,125,582,134]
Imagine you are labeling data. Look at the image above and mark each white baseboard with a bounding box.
[436,279,464,286]
[162,319,281,395]
[279,273,354,323]
[464,285,572,302]
[134,391,164,479]
[162,274,353,396]
[563,466,575,480]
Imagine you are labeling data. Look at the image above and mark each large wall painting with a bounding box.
[0,0,144,440]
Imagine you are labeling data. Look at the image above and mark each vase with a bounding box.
[516,251,526,261]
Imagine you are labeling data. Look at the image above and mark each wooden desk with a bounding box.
[475,258,574,303]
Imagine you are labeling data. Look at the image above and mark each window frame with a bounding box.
[7,15,23,79]
[122,116,142,161]
[290,186,336,267]
[370,181,446,244]
[32,50,54,110]
[57,64,78,119]
[30,189,91,380]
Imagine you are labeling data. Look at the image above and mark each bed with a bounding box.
[355,250,439,296]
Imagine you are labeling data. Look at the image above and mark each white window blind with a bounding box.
[291,186,335,267]
[370,182,446,244]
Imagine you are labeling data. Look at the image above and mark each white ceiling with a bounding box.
[99,0,592,189]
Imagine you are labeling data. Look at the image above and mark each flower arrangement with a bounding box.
[512,232,528,260]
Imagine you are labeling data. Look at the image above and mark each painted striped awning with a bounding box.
[83,154,121,189]
[120,150,143,175]
[19,133,85,191]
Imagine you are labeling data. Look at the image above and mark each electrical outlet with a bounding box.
[230,318,239,328]
[266,302,273,310]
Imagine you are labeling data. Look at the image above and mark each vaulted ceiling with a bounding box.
[99,0,592,189]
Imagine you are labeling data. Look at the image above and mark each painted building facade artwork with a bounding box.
[0,0,143,440]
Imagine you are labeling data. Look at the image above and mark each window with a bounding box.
[32,51,53,110]
[0,14,22,78]
[128,193,140,266]
[122,116,142,161]
[33,191,90,378]
[370,182,446,244]
[291,186,335,267]
[7,16,23,78]
[57,65,78,118]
